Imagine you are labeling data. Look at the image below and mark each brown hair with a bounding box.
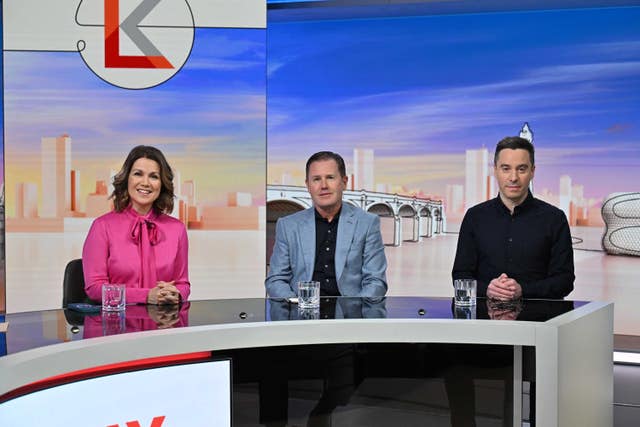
[494,136,535,166]
[111,145,175,213]
[305,151,347,179]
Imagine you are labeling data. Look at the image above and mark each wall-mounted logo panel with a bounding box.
[76,0,194,89]
[3,0,265,89]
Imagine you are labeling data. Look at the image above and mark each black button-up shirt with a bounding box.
[313,208,341,296]
[452,192,575,299]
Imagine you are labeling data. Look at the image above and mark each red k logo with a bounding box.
[104,0,172,68]
[76,0,194,88]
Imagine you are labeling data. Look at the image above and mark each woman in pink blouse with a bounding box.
[82,145,190,305]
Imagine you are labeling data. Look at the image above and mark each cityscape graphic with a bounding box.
[4,28,266,233]
[10,133,261,232]
[270,129,603,228]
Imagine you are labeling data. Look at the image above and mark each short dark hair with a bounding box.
[494,136,535,166]
[111,145,175,214]
[305,151,347,179]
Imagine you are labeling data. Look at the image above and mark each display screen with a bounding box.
[0,359,231,427]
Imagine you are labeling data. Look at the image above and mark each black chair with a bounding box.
[62,258,92,307]
[62,258,98,328]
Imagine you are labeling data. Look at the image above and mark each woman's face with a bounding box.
[127,157,161,215]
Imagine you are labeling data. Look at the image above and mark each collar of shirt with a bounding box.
[493,190,535,216]
[125,204,159,221]
[314,206,342,223]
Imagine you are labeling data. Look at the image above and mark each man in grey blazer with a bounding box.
[266,151,388,298]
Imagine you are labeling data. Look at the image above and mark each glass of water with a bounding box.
[297,281,320,309]
[454,279,477,306]
[102,283,126,311]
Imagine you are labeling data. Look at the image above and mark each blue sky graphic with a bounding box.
[3,28,266,204]
[267,7,640,198]
[4,28,265,160]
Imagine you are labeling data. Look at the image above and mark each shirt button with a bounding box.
[324,264,329,268]
[508,238,513,242]
[328,230,332,234]
[326,278,330,282]
[326,247,330,251]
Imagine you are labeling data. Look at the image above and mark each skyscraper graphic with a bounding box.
[486,174,497,200]
[182,179,199,223]
[70,170,80,212]
[572,184,588,225]
[183,180,196,206]
[174,170,182,198]
[228,192,252,207]
[85,179,110,218]
[15,182,38,218]
[559,175,572,221]
[519,122,535,193]
[465,148,489,210]
[519,122,534,143]
[353,148,374,191]
[281,171,293,185]
[102,169,117,198]
[41,135,71,218]
[446,184,464,216]
[375,183,390,193]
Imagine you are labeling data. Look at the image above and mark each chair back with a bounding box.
[62,258,91,307]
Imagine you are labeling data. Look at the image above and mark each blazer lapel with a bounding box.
[335,204,356,281]
[298,208,316,280]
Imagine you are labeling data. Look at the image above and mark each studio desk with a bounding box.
[0,297,613,426]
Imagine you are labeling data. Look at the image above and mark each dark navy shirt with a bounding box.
[452,192,575,299]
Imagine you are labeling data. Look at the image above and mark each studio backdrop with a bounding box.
[1,0,266,312]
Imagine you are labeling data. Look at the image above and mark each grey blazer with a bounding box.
[265,203,388,298]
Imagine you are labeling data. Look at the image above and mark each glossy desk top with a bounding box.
[1,297,585,358]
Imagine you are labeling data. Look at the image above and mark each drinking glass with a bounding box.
[102,283,126,312]
[297,281,320,309]
[454,279,477,306]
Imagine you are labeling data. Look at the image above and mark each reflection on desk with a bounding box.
[268,297,387,321]
[2,297,586,357]
[479,298,575,321]
[83,303,190,338]
[486,298,524,320]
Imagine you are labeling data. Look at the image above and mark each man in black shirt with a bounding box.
[452,136,575,299]
[447,137,574,427]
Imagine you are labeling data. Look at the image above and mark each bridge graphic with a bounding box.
[267,185,446,247]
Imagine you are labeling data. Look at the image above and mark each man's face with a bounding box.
[494,148,535,205]
[305,159,348,215]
